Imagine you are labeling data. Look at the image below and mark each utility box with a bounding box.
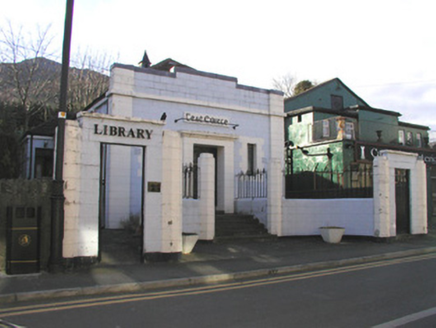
[6,206,41,275]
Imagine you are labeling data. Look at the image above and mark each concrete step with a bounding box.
[214,213,274,241]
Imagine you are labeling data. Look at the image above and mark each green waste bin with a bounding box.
[6,206,40,275]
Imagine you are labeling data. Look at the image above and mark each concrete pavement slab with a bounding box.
[1,232,436,304]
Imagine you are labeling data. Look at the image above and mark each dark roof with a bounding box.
[399,121,430,130]
[285,106,358,118]
[23,120,57,137]
[286,104,405,120]
[350,105,401,117]
[83,91,107,112]
[151,58,195,72]
[285,78,370,107]
[22,112,78,139]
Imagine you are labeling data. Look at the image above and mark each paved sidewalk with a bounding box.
[1,231,436,304]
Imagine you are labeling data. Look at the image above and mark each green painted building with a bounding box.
[285,78,436,216]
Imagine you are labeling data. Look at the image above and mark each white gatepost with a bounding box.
[373,153,391,237]
[198,153,215,240]
[144,131,182,261]
[267,158,283,236]
[373,150,427,238]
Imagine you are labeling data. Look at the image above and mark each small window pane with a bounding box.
[407,132,413,145]
[416,133,422,147]
[345,122,355,139]
[247,144,255,175]
[398,130,405,145]
[323,120,330,137]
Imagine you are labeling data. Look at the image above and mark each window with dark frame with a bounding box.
[331,95,344,110]
[34,148,54,178]
[398,130,405,145]
[406,132,413,146]
[247,144,255,175]
[417,133,422,147]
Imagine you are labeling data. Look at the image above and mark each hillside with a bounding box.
[0,57,109,112]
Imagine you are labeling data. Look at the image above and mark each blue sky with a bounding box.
[2,0,436,139]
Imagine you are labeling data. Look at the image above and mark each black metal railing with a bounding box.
[285,165,373,199]
[183,163,199,199]
[236,169,267,198]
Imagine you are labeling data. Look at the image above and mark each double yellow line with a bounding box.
[1,253,436,318]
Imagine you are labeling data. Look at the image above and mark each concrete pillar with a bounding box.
[267,92,284,236]
[267,158,283,236]
[198,153,215,240]
[374,150,428,237]
[410,158,428,234]
[144,131,182,261]
[373,155,391,237]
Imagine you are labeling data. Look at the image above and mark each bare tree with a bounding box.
[67,48,111,112]
[272,73,317,99]
[0,21,59,132]
[0,23,112,132]
[272,73,295,99]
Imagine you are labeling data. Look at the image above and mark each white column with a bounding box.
[221,144,235,213]
[373,155,391,237]
[198,153,215,240]
[160,130,183,253]
[267,93,284,236]
[410,158,428,234]
[267,158,283,236]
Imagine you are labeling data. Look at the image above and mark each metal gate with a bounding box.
[6,206,41,274]
[395,169,410,234]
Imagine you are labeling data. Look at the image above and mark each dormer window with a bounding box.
[331,95,343,110]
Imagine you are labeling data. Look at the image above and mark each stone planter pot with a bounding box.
[182,233,199,254]
[319,227,345,244]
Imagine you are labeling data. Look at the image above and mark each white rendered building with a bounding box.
[61,59,284,262]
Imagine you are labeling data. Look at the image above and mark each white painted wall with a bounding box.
[182,199,200,234]
[281,151,428,238]
[105,145,132,229]
[107,64,284,220]
[282,199,374,236]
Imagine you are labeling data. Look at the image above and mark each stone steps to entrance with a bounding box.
[214,213,276,242]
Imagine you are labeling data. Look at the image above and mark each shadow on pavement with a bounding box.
[99,229,142,265]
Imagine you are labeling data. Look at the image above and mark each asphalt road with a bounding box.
[2,253,436,328]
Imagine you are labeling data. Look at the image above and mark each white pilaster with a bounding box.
[373,155,391,237]
[159,130,183,253]
[198,153,215,240]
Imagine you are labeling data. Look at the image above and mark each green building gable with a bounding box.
[285,78,369,112]
[284,77,433,203]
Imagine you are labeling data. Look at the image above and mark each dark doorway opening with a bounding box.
[34,148,54,178]
[395,169,410,234]
[98,143,145,264]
